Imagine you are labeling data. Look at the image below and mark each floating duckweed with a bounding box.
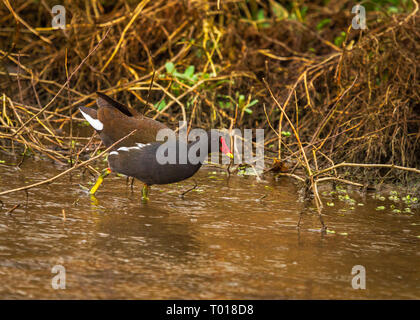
[321,191,329,196]
[402,195,412,205]
[326,230,336,234]
[339,232,348,236]
[404,208,412,213]
[264,186,273,190]
[329,191,336,195]
[335,185,347,194]
[392,209,401,213]
[337,194,355,206]
[373,194,386,201]
[326,202,335,207]
[388,195,400,201]
[390,190,399,196]
[376,206,386,211]
[357,203,365,206]
[402,195,418,205]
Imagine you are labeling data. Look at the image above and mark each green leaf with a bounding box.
[316,18,331,30]
[155,99,167,111]
[165,62,175,74]
[246,99,259,108]
[270,0,288,19]
[256,8,266,21]
[300,6,308,18]
[256,9,270,28]
[387,6,399,14]
[334,31,346,47]
[184,65,195,78]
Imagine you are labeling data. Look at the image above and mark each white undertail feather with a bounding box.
[79,108,104,131]
[109,143,150,157]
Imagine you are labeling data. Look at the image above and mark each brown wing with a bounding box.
[96,103,169,148]
[96,92,139,117]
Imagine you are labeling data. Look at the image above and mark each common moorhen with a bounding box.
[79,92,168,194]
[80,92,233,201]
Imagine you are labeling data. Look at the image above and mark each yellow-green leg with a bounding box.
[89,168,111,195]
[141,184,150,203]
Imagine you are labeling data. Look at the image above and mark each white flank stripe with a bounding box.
[80,109,103,131]
[136,143,149,149]
[117,144,148,152]
[109,151,118,155]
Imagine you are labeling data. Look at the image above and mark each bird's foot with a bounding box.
[89,168,111,195]
[141,184,150,203]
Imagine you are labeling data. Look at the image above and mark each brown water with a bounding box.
[0,158,419,299]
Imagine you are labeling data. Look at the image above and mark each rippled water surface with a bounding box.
[0,158,419,299]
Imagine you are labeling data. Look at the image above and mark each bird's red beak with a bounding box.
[220,137,234,159]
